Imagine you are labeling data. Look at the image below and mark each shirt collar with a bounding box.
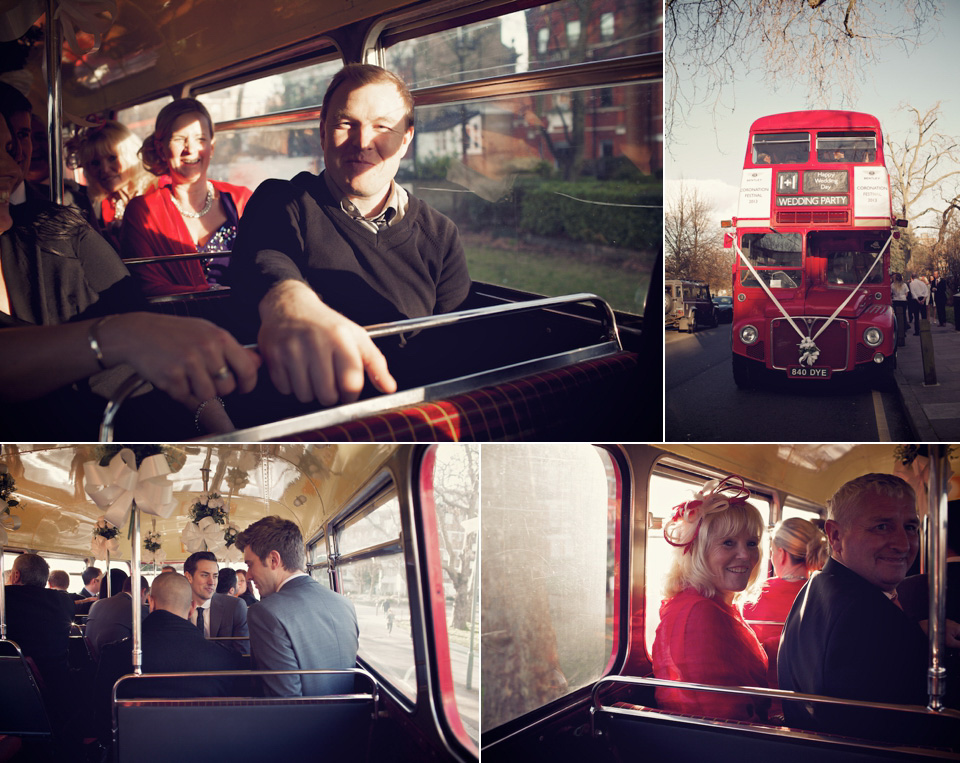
[323,171,400,227]
[11,182,26,205]
[198,597,212,610]
[276,571,308,592]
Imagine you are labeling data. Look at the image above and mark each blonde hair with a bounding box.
[68,120,154,212]
[663,499,766,610]
[772,517,829,572]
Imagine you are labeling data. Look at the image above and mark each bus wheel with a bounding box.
[872,352,897,391]
[732,355,759,389]
[687,310,697,333]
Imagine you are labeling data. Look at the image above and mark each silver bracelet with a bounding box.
[194,396,225,432]
[87,316,115,370]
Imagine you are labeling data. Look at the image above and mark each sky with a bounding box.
[664,2,960,232]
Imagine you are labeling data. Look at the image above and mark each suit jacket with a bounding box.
[778,558,930,743]
[3,584,75,686]
[84,592,146,661]
[248,574,358,696]
[206,593,249,654]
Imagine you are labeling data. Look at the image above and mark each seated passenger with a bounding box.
[744,518,828,700]
[779,474,960,746]
[229,64,471,412]
[0,85,260,439]
[235,568,258,608]
[652,477,769,722]
[67,120,155,251]
[216,567,238,596]
[120,98,252,296]
[84,575,148,662]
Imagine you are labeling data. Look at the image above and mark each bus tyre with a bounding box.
[873,352,897,392]
[732,355,758,389]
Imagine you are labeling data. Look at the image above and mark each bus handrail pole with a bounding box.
[927,445,948,711]
[99,294,620,440]
[131,508,142,675]
[45,0,64,205]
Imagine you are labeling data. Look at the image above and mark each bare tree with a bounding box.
[665,0,940,140]
[885,102,960,272]
[665,183,732,291]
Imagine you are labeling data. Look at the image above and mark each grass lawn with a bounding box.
[462,233,653,315]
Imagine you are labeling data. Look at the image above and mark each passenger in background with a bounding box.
[237,516,358,696]
[183,550,249,654]
[96,568,128,600]
[230,64,471,411]
[235,568,257,607]
[47,569,71,592]
[84,575,148,662]
[0,89,261,438]
[779,474,960,745]
[74,565,101,615]
[121,98,253,296]
[67,120,155,251]
[216,566,238,596]
[160,564,176,573]
[652,477,769,722]
[3,553,75,713]
[744,518,828,706]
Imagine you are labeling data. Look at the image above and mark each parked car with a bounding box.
[712,295,734,323]
[665,280,718,332]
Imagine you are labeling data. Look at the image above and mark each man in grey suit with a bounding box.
[183,551,249,654]
[84,575,149,661]
[236,516,358,696]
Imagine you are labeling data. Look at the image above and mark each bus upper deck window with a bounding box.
[816,132,877,163]
[752,132,809,164]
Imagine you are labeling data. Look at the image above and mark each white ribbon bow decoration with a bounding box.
[0,512,21,546]
[84,448,177,529]
[221,544,243,563]
[181,516,227,554]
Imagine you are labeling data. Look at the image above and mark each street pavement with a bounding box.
[894,316,960,442]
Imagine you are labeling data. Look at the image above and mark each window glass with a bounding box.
[408,82,660,315]
[336,488,415,702]
[739,232,803,289]
[2,552,91,595]
[383,1,661,89]
[601,12,615,40]
[481,444,619,732]
[781,500,822,522]
[117,95,173,142]
[816,131,877,163]
[308,538,331,589]
[424,444,480,744]
[752,132,809,165]
[645,470,773,656]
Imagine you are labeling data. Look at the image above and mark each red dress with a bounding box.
[743,576,805,691]
[652,587,769,722]
[120,177,252,296]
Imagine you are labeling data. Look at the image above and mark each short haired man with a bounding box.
[779,474,957,744]
[47,569,70,590]
[84,575,149,662]
[216,567,238,596]
[183,551,249,654]
[79,566,103,598]
[236,516,358,696]
[161,565,176,574]
[231,64,471,412]
[4,553,75,701]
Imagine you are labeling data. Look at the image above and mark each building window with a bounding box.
[601,12,615,41]
[537,27,549,54]
[566,20,581,47]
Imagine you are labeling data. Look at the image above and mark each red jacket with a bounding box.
[743,576,806,690]
[120,177,252,297]
[653,587,769,722]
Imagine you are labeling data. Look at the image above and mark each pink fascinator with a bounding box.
[663,475,749,554]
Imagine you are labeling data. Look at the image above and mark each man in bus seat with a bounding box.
[778,474,960,746]
[74,565,102,615]
[183,551,249,654]
[83,575,148,662]
[47,569,70,592]
[908,274,929,335]
[3,553,76,717]
[236,516,359,697]
[229,63,471,412]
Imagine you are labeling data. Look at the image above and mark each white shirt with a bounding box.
[197,598,212,638]
[909,279,929,302]
[275,571,308,593]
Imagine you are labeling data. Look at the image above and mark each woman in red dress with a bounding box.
[652,476,769,722]
[121,99,252,297]
[744,518,828,697]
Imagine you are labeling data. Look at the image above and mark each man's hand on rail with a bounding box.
[99,312,261,406]
[257,280,397,406]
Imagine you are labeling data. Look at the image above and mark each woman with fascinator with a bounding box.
[652,476,770,722]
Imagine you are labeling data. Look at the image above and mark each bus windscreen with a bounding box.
[739,232,803,288]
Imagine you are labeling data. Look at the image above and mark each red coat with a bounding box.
[120,178,252,297]
[743,576,806,691]
[652,587,769,722]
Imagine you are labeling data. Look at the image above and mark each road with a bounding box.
[665,324,913,441]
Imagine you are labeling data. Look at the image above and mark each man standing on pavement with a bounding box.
[907,274,929,336]
[183,550,249,654]
[932,270,949,327]
[236,516,358,696]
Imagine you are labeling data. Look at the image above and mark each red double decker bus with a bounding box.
[724,111,903,387]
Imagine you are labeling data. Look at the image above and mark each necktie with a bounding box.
[889,592,903,611]
[197,607,205,635]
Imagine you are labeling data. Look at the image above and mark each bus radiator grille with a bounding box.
[770,318,849,370]
[745,342,765,360]
[776,210,849,225]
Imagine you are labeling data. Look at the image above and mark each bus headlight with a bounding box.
[863,327,883,347]
[740,325,759,345]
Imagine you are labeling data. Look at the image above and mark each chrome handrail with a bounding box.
[99,293,621,441]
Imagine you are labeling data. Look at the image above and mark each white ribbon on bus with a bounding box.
[733,232,893,366]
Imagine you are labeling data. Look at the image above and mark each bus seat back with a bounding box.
[0,641,53,737]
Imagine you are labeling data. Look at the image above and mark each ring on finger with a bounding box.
[213,365,232,381]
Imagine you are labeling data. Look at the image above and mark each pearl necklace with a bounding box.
[170,181,215,218]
